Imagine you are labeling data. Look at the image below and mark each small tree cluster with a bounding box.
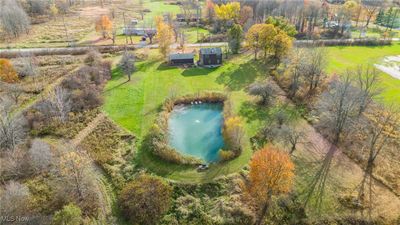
[246,23,292,63]
[283,47,327,99]
[0,0,30,38]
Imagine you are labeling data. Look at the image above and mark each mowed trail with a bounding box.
[269,79,400,219]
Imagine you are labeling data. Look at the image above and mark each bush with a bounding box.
[0,58,19,83]
[52,203,83,225]
[219,149,236,162]
[119,174,172,225]
[61,62,111,112]
[84,49,102,66]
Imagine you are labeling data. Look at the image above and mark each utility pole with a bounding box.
[123,12,128,44]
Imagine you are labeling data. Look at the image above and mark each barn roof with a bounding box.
[169,53,194,60]
[199,47,222,55]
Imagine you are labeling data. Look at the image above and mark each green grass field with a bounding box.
[326,43,400,104]
[103,51,266,182]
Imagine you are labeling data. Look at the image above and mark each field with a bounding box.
[0,0,206,48]
[102,49,400,219]
[326,43,400,104]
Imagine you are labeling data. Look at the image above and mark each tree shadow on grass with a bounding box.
[238,101,271,123]
[216,60,266,91]
[136,59,160,71]
[156,62,177,71]
[181,67,217,76]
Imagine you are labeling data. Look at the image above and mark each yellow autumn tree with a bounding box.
[248,146,294,225]
[221,116,244,159]
[246,24,277,60]
[155,16,174,58]
[272,31,292,63]
[95,15,112,38]
[214,2,240,22]
[0,59,19,83]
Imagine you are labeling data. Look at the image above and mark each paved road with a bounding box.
[1,38,398,58]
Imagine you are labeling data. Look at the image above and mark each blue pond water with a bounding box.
[168,103,224,163]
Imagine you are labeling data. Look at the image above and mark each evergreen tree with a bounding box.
[375,9,384,25]
[228,24,243,54]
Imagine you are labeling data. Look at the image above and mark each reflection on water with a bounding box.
[168,103,224,162]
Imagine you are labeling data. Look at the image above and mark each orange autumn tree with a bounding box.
[0,59,19,83]
[95,15,112,38]
[248,146,294,225]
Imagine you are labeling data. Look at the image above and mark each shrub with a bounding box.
[222,116,244,157]
[219,149,236,161]
[61,63,111,112]
[119,174,172,225]
[84,49,102,66]
[0,58,19,83]
[52,203,83,225]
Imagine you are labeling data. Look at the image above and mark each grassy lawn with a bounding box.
[183,27,210,43]
[139,0,181,27]
[103,51,266,182]
[326,43,400,104]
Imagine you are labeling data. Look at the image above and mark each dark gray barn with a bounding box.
[198,48,222,67]
[169,53,194,65]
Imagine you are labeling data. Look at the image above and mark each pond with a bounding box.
[168,103,224,163]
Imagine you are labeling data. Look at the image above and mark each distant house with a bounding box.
[130,19,139,25]
[198,48,222,67]
[123,27,156,36]
[176,14,201,23]
[169,53,194,65]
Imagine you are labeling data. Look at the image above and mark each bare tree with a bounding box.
[248,82,277,106]
[357,106,399,219]
[284,48,305,98]
[0,181,31,222]
[317,73,360,144]
[303,47,327,93]
[28,139,53,173]
[354,66,381,115]
[362,1,380,28]
[180,0,195,25]
[48,87,71,123]
[57,148,94,203]
[145,28,156,44]
[5,83,23,105]
[280,125,307,155]
[0,0,30,38]
[15,55,39,78]
[0,110,26,151]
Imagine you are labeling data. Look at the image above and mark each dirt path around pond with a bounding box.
[268,79,400,219]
